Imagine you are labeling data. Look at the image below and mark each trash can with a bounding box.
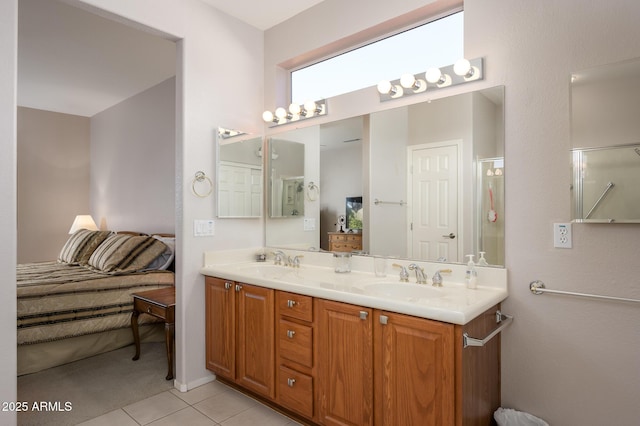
[494,407,549,426]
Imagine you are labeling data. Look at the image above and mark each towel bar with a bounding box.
[530,280,640,304]
[463,310,513,348]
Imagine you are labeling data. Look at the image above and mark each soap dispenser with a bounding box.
[477,252,489,266]
[465,255,477,289]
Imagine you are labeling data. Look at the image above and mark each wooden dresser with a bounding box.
[328,232,362,252]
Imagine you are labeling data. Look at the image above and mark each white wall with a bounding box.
[0,0,17,424]
[265,0,640,424]
[17,107,90,263]
[90,77,176,234]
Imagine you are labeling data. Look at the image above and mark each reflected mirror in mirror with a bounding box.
[268,138,305,218]
[570,57,640,223]
[216,128,263,218]
[265,86,505,266]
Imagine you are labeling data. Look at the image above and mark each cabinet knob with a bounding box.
[287,378,296,387]
[235,284,242,292]
[379,315,388,325]
[287,299,296,308]
[359,311,368,320]
[147,307,152,314]
[224,281,232,290]
[286,330,296,339]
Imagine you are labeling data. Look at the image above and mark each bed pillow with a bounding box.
[145,235,175,270]
[58,229,112,265]
[87,234,168,273]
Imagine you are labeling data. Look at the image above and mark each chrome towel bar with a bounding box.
[373,198,406,206]
[463,310,513,348]
[530,280,640,304]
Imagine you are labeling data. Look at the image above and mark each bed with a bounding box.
[17,230,175,376]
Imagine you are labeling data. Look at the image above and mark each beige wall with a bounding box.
[90,77,176,234]
[17,107,90,263]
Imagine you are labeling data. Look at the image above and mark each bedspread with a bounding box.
[17,261,174,345]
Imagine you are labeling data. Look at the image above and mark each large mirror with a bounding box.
[570,58,640,223]
[216,129,263,218]
[265,86,505,266]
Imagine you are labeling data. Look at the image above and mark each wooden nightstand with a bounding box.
[131,287,175,380]
[328,232,362,252]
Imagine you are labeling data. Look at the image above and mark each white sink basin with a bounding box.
[362,282,444,301]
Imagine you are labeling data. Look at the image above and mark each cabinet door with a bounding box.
[374,311,455,426]
[236,283,275,399]
[205,277,235,380]
[317,299,373,426]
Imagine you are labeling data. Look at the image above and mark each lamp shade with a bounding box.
[68,215,98,234]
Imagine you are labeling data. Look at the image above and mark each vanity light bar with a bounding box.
[262,99,327,127]
[378,58,484,102]
[218,127,246,139]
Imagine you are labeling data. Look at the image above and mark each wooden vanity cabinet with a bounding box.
[205,276,275,399]
[316,299,374,426]
[316,299,500,426]
[276,291,316,420]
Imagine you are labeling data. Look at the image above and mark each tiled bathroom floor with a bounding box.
[78,380,302,426]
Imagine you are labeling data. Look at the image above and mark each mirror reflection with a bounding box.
[265,86,505,266]
[268,138,305,218]
[216,129,263,218]
[570,58,640,223]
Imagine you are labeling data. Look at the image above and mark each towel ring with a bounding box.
[307,181,319,201]
[192,171,213,198]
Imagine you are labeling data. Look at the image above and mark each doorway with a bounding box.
[407,141,461,262]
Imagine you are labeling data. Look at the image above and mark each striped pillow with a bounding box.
[87,234,168,273]
[58,229,112,265]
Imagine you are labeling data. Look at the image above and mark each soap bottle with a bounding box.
[477,252,489,266]
[465,255,477,289]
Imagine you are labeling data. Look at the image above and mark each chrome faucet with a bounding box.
[432,270,443,287]
[408,263,427,284]
[392,263,409,282]
[288,255,303,268]
[272,250,286,265]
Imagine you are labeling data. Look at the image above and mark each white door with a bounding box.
[218,162,261,217]
[408,143,459,261]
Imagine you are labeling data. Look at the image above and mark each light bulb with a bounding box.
[400,74,416,89]
[289,103,301,115]
[303,100,317,115]
[262,110,274,123]
[275,107,288,120]
[377,80,393,95]
[454,58,472,77]
[425,67,443,84]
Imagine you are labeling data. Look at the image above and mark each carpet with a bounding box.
[17,342,174,425]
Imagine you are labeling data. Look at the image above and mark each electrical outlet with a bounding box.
[553,223,572,248]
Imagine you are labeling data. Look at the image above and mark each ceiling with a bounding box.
[199,0,326,30]
[18,0,325,117]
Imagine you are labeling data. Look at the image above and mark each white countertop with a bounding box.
[200,248,508,325]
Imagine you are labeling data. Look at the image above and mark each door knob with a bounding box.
[442,233,456,239]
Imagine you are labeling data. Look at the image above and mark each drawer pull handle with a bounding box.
[287,300,296,308]
[359,311,368,320]
[286,330,296,339]
[379,315,388,325]
[235,284,242,292]
[224,281,232,290]
[287,378,296,387]
[147,307,153,314]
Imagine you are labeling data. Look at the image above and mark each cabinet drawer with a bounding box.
[278,319,313,368]
[277,291,312,322]
[134,299,167,320]
[278,365,313,418]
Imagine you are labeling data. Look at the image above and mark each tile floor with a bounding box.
[78,380,302,426]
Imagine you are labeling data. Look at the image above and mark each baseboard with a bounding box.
[174,373,216,392]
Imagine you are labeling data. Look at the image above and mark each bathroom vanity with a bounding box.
[201,250,509,426]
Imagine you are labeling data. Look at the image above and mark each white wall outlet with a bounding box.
[303,218,316,231]
[553,223,572,248]
[194,219,215,237]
